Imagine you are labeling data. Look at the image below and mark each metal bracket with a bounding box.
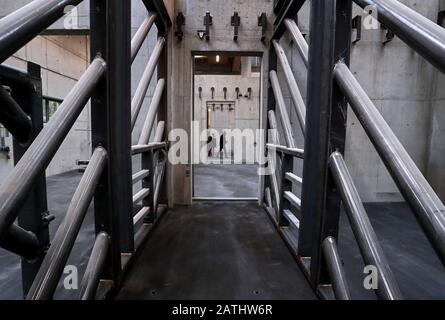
[223,87,227,100]
[247,88,252,99]
[41,210,55,226]
[381,24,394,45]
[211,87,215,99]
[352,15,362,44]
[231,12,241,42]
[203,11,213,41]
[235,87,240,99]
[198,86,202,99]
[258,13,267,42]
[175,12,185,41]
[439,10,445,27]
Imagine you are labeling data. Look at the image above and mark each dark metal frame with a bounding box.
[0,0,171,300]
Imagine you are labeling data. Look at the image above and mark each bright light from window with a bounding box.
[216,55,220,63]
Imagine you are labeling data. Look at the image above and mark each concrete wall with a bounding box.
[279,0,444,202]
[168,0,274,205]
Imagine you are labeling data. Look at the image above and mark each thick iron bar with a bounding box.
[266,143,304,159]
[137,79,165,143]
[0,58,106,240]
[131,37,166,129]
[268,110,282,146]
[79,232,110,300]
[132,142,167,155]
[26,147,108,300]
[322,237,351,300]
[284,19,309,67]
[133,207,150,225]
[269,70,296,148]
[299,0,336,275]
[0,0,84,63]
[266,111,281,210]
[272,40,306,133]
[132,170,150,185]
[334,61,445,267]
[273,0,306,39]
[0,84,32,144]
[353,0,445,74]
[131,14,157,63]
[0,224,40,260]
[329,151,402,300]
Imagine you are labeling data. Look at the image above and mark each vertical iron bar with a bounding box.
[298,0,336,282]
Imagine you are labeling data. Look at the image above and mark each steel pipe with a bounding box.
[133,207,150,225]
[153,121,165,143]
[137,79,165,143]
[0,0,84,63]
[269,71,296,148]
[0,85,32,144]
[268,110,282,146]
[131,14,157,63]
[284,19,309,67]
[322,237,351,300]
[329,151,402,300]
[0,58,106,242]
[133,188,150,205]
[334,62,445,267]
[79,232,110,300]
[26,147,108,300]
[272,40,306,133]
[131,142,167,155]
[354,0,445,74]
[132,169,150,185]
[266,143,304,159]
[0,224,40,260]
[131,37,165,129]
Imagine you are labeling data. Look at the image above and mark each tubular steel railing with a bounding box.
[264,0,445,300]
[0,0,171,300]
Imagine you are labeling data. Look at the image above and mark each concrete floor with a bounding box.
[193,164,258,198]
[116,201,316,300]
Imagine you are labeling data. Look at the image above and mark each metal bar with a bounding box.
[273,0,306,39]
[269,70,296,148]
[334,61,445,267]
[322,237,351,300]
[272,40,306,134]
[266,143,304,159]
[329,152,402,299]
[283,209,300,228]
[133,207,150,225]
[131,14,157,63]
[268,110,282,146]
[132,170,150,185]
[299,0,336,267]
[131,37,166,129]
[133,188,150,205]
[142,0,172,33]
[285,172,302,187]
[0,58,106,241]
[0,84,32,144]
[26,147,108,300]
[353,0,445,74]
[137,79,165,142]
[0,0,84,63]
[284,18,309,67]
[0,224,40,260]
[265,187,273,208]
[152,160,166,216]
[267,110,282,211]
[153,121,165,143]
[79,232,110,300]
[132,142,167,155]
[284,191,301,211]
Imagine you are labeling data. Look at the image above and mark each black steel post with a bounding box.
[8,62,51,296]
[298,0,336,282]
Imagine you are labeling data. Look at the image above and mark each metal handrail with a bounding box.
[131,13,157,63]
[353,0,445,74]
[27,147,108,300]
[0,0,84,63]
[131,142,167,155]
[272,40,306,133]
[138,79,165,144]
[131,37,166,129]
[329,152,402,300]
[322,237,351,300]
[79,232,110,300]
[334,62,445,267]
[0,84,33,144]
[266,143,304,159]
[0,57,106,241]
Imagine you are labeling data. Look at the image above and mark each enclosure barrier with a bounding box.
[0,0,171,300]
[264,0,445,300]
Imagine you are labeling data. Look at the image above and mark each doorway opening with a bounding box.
[192,53,262,200]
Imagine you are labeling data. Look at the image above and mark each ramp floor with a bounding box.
[116,201,316,300]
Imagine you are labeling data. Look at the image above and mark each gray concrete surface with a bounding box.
[116,201,316,300]
[194,164,258,198]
